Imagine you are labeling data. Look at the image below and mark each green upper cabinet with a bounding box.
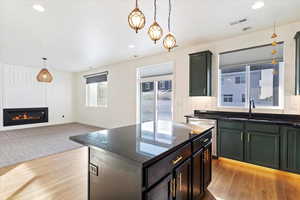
[189,51,212,96]
[295,32,300,95]
[281,127,300,173]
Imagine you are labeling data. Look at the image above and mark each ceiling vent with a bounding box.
[230,18,248,26]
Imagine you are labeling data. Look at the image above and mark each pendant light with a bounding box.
[148,0,163,43]
[271,22,278,65]
[128,0,146,33]
[37,58,53,83]
[163,0,176,52]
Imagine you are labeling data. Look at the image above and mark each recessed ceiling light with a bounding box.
[33,4,45,12]
[252,1,264,10]
[128,44,135,49]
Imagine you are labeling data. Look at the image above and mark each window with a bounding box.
[85,72,108,107]
[223,94,233,102]
[138,63,173,123]
[219,43,284,108]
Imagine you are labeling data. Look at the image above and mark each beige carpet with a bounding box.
[0,123,101,168]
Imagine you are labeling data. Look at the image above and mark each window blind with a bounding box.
[219,43,284,69]
[84,71,108,84]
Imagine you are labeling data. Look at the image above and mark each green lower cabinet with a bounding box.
[281,127,300,173]
[219,128,244,161]
[245,132,280,169]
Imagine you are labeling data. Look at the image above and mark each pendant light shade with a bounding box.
[148,0,163,43]
[148,22,163,43]
[128,0,145,33]
[163,33,176,52]
[163,0,176,51]
[37,58,53,83]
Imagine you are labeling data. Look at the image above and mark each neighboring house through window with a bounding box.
[219,43,284,108]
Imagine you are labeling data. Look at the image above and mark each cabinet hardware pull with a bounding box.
[172,156,183,165]
[241,132,243,141]
[179,173,182,191]
[248,133,250,143]
[172,178,176,198]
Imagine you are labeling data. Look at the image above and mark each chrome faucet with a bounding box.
[249,98,256,118]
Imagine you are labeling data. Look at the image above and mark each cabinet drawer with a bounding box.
[144,143,191,188]
[245,122,279,134]
[218,120,244,130]
[192,132,212,153]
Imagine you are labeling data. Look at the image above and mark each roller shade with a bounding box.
[139,63,173,78]
[220,43,284,69]
[84,71,108,84]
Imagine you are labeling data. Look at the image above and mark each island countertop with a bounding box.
[70,121,213,167]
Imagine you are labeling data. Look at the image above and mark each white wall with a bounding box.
[75,21,300,129]
[0,63,74,130]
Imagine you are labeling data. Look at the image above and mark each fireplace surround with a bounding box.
[3,108,48,126]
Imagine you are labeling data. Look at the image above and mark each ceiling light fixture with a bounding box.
[252,1,264,10]
[128,0,146,33]
[37,58,53,83]
[128,44,135,49]
[163,0,176,52]
[33,4,45,12]
[148,0,163,44]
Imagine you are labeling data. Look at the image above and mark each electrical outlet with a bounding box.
[89,163,98,176]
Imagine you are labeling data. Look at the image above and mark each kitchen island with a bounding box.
[70,121,214,200]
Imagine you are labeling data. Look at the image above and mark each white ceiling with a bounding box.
[0,0,300,72]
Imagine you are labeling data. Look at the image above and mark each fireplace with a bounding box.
[3,108,48,126]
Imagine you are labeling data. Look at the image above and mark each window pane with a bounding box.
[86,82,108,107]
[97,82,108,106]
[157,80,172,121]
[86,83,98,107]
[141,82,155,122]
[220,66,247,107]
[250,63,280,107]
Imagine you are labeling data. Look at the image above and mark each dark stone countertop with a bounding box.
[185,110,300,127]
[70,121,213,167]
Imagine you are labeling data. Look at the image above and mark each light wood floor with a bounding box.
[1,148,300,200]
[204,158,300,200]
[0,147,88,200]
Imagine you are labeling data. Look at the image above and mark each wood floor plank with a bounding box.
[204,158,300,200]
[1,149,300,200]
[0,147,88,200]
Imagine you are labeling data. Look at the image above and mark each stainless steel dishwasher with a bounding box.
[187,118,217,157]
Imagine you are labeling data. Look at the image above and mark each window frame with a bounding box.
[139,74,174,123]
[85,74,108,108]
[217,62,284,109]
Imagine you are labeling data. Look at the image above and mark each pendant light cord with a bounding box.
[168,0,172,32]
[136,0,138,8]
[154,0,157,21]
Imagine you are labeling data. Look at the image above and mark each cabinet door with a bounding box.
[245,131,280,169]
[192,149,204,200]
[203,143,212,189]
[189,51,212,96]
[281,127,300,173]
[174,159,191,200]
[143,175,172,200]
[219,128,244,161]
